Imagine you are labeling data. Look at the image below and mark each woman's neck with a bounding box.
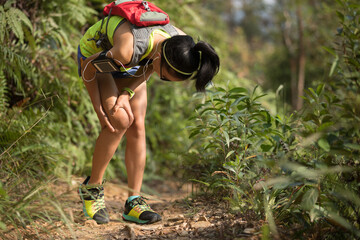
[148,34,166,60]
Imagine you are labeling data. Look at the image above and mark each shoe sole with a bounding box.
[122,214,161,224]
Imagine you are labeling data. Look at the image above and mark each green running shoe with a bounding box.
[122,196,162,224]
[78,176,109,224]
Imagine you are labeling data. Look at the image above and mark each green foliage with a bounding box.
[0,71,9,113]
[0,1,33,44]
[1,0,358,238]
[186,86,287,207]
[0,0,98,235]
[184,0,360,238]
[0,98,73,237]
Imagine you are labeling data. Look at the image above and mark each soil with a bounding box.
[4,176,262,240]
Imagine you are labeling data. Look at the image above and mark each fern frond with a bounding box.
[0,6,6,44]
[0,44,35,93]
[14,8,33,33]
[6,8,24,42]
[0,71,9,114]
[5,8,33,43]
[65,2,97,25]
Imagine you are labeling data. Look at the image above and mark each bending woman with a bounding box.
[77,14,220,225]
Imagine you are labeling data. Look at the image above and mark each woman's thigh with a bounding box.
[97,73,130,131]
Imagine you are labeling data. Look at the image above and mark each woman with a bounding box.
[77,12,220,225]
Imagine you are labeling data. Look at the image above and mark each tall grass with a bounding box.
[0,96,74,238]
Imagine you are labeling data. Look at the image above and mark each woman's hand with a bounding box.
[95,104,116,132]
[112,93,134,128]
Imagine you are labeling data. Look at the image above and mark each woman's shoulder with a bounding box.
[112,21,134,65]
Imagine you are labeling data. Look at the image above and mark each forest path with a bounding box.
[7,176,260,239]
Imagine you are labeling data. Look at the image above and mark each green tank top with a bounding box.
[79,16,124,58]
[79,16,179,71]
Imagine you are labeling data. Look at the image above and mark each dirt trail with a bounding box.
[6,177,260,239]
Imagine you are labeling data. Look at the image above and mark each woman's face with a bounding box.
[157,54,185,82]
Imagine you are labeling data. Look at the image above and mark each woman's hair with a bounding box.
[162,35,220,92]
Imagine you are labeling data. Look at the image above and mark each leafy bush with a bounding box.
[186,86,288,203]
[185,0,360,238]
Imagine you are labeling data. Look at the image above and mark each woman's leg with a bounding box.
[88,73,131,185]
[114,78,161,224]
[122,81,147,196]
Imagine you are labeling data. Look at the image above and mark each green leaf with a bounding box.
[344,143,360,151]
[318,138,330,152]
[7,8,24,42]
[302,188,319,211]
[189,179,210,187]
[327,210,360,236]
[253,93,267,101]
[229,87,248,94]
[0,221,6,230]
[0,6,5,43]
[231,96,249,108]
[329,56,339,77]
[335,0,345,7]
[223,163,236,173]
[199,107,217,115]
[188,129,200,139]
[4,0,14,10]
[322,46,336,56]
[15,8,33,33]
[318,122,334,131]
[336,10,345,22]
[225,150,235,159]
[261,144,272,152]
[316,84,325,96]
[310,206,324,222]
[223,131,230,147]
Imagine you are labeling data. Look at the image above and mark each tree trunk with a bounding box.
[296,6,305,110]
[282,9,298,110]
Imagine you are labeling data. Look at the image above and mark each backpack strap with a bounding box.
[127,24,179,67]
[87,8,127,51]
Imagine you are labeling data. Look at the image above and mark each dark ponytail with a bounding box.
[162,35,220,92]
[193,41,220,91]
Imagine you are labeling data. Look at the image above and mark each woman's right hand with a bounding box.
[95,104,115,132]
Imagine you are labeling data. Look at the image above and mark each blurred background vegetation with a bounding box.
[0,0,359,238]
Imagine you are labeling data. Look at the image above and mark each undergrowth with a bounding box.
[185,0,360,238]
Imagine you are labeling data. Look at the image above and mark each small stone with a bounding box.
[125,225,136,240]
[160,229,172,235]
[180,230,188,236]
[198,215,208,222]
[192,216,199,221]
[243,228,256,234]
[190,221,212,229]
[84,220,97,227]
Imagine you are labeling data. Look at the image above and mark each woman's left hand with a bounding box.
[112,93,134,127]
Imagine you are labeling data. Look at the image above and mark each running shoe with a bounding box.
[122,196,161,224]
[78,176,109,224]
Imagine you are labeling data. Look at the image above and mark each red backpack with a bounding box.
[89,0,169,50]
[103,0,170,27]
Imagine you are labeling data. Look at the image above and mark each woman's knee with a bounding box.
[109,108,130,133]
[127,119,145,138]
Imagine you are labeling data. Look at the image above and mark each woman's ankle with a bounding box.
[88,176,102,185]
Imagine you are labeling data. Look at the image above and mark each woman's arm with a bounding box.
[81,55,116,132]
[112,63,154,114]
